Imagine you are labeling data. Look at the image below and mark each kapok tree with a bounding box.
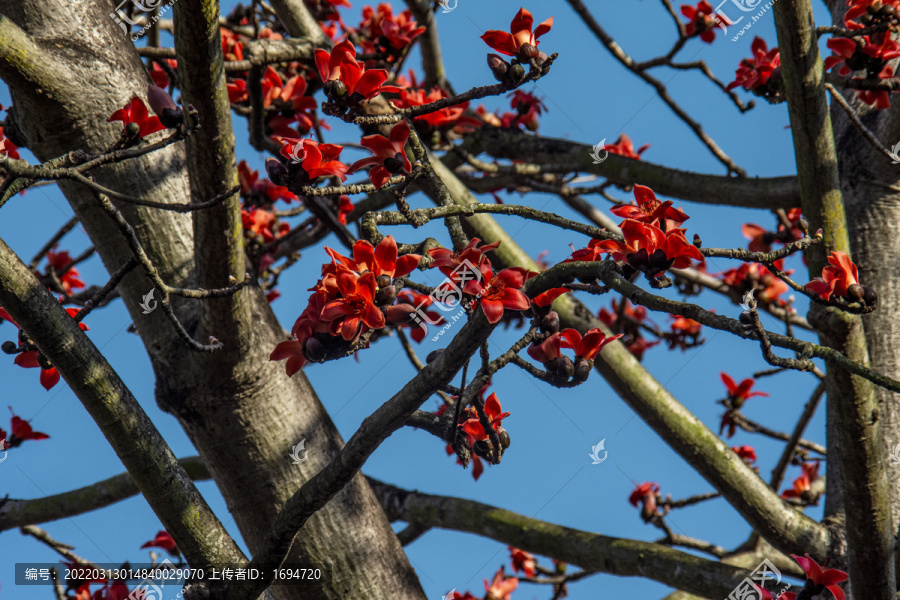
[0,0,897,598]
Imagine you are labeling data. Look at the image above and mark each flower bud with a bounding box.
[472,439,491,459]
[147,85,182,128]
[325,79,347,99]
[507,63,526,84]
[556,355,575,380]
[496,426,511,449]
[862,285,878,307]
[375,284,397,307]
[304,337,326,362]
[487,53,509,81]
[265,158,288,186]
[384,154,407,174]
[847,283,865,303]
[573,357,592,382]
[540,311,559,334]
[376,274,392,289]
[1,340,17,354]
[693,234,702,248]
[739,310,755,327]
[519,43,539,60]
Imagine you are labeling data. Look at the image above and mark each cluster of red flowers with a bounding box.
[742,208,803,253]
[357,3,425,61]
[805,250,875,307]
[782,461,822,503]
[1,305,87,390]
[438,385,511,481]
[448,546,555,600]
[717,260,790,308]
[571,185,703,281]
[843,0,900,30]
[477,90,547,131]
[726,37,782,101]
[598,299,660,360]
[824,32,900,108]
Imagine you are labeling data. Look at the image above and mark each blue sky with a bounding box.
[0,1,835,598]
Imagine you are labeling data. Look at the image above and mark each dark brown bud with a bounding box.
[847,283,865,303]
[519,43,539,60]
[265,158,288,186]
[426,349,444,363]
[376,274,392,289]
[862,285,878,307]
[507,63,526,84]
[1,340,17,354]
[383,154,406,174]
[487,53,509,81]
[325,79,347,99]
[496,426,511,449]
[573,357,592,382]
[304,337,326,362]
[147,85,182,128]
[693,234,702,249]
[556,355,575,380]
[540,311,560,334]
[375,284,397,306]
[472,439,491,459]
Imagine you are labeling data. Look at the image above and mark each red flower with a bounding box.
[358,4,426,53]
[720,372,768,407]
[9,307,86,390]
[664,314,703,351]
[279,138,349,182]
[320,269,385,341]
[717,260,790,306]
[593,219,703,277]
[349,120,412,189]
[45,247,86,293]
[609,185,689,229]
[238,161,297,204]
[509,546,536,578]
[149,59,177,89]
[393,87,482,130]
[483,567,518,600]
[507,90,546,131]
[681,2,728,43]
[325,235,421,281]
[604,133,649,160]
[221,28,244,61]
[731,445,756,464]
[782,462,821,500]
[560,328,621,361]
[445,441,485,481]
[463,263,531,324]
[428,238,500,279]
[241,208,287,243]
[461,393,510,441]
[481,7,553,60]
[337,195,353,225]
[726,37,781,94]
[140,530,179,556]
[397,290,445,342]
[314,40,400,103]
[532,287,568,308]
[805,251,861,301]
[270,339,307,377]
[789,553,847,600]
[227,78,248,104]
[527,332,562,363]
[6,408,49,447]
[0,125,20,160]
[629,481,660,520]
[107,97,166,137]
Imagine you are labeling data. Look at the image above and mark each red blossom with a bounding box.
[358,4,426,54]
[629,481,660,520]
[664,314,703,350]
[45,247,86,293]
[509,546,537,578]
[717,261,789,306]
[238,161,298,204]
[428,238,500,279]
[609,184,689,229]
[559,328,621,361]
[461,393,510,441]
[463,263,532,324]
[393,86,481,130]
[396,290,445,342]
[681,1,728,43]
[241,207,287,244]
[593,219,703,277]
[320,269,385,341]
[149,59,177,89]
[731,445,757,464]
[720,372,768,407]
[782,462,821,501]
[481,7,553,60]
[789,553,847,600]
[805,251,861,301]
[604,133,650,160]
[325,235,421,281]
[140,530,179,556]
[107,97,166,137]
[8,307,86,390]
[315,40,400,103]
[279,138,350,182]
[532,287,568,308]
[348,120,412,188]
[6,408,49,447]
[598,300,660,361]
[726,37,781,95]
[0,125,20,160]
[483,567,518,600]
[221,28,244,61]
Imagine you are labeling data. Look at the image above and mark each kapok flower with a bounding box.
[0,125,20,160]
[320,269,386,341]
[483,567,518,600]
[681,2,728,43]
[394,87,481,130]
[629,481,660,521]
[140,530,179,556]
[315,40,400,104]
[726,37,781,96]
[9,307,87,390]
[45,247,86,294]
[509,546,537,578]
[789,553,847,600]
[238,161,297,204]
[108,97,166,137]
[326,235,421,282]
[428,238,500,279]
[5,408,49,448]
[560,328,621,361]
[481,7,553,61]
[782,462,821,501]
[720,372,768,408]
[461,393,510,442]
[397,290,445,343]
[610,185,689,230]
[604,134,649,160]
[805,251,870,303]
[664,314,703,351]
[349,120,412,189]
[279,138,349,183]
[593,219,703,277]
[462,263,531,324]
[731,445,757,465]
[358,4,426,53]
